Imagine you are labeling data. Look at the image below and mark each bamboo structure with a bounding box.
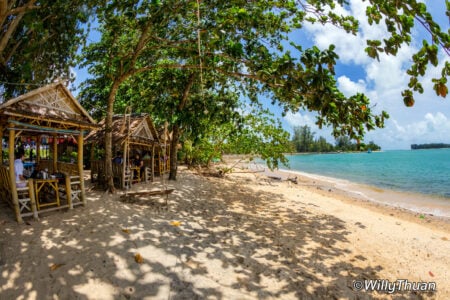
[0,82,97,223]
[85,113,162,189]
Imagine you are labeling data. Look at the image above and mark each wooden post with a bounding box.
[122,141,128,189]
[27,179,39,220]
[151,144,155,182]
[64,173,73,209]
[9,126,22,223]
[0,126,3,165]
[52,135,57,173]
[90,144,95,183]
[77,132,86,206]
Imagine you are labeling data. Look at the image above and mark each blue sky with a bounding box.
[74,0,449,150]
[279,0,450,150]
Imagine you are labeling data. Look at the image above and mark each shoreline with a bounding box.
[281,168,450,218]
[239,155,450,218]
[236,158,450,229]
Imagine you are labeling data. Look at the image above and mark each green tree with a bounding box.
[223,108,292,169]
[315,136,334,153]
[0,0,99,98]
[292,125,315,152]
[80,0,449,192]
[335,136,353,151]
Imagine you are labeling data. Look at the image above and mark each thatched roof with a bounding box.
[0,82,96,131]
[85,113,160,147]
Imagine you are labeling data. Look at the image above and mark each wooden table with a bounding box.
[34,178,60,210]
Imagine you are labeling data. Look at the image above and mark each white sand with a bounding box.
[0,163,448,299]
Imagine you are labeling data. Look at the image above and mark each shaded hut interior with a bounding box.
[0,82,97,223]
[84,113,169,189]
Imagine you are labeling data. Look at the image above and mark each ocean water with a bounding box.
[285,149,450,199]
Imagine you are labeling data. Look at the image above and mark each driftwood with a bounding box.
[267,176,298,184]
[120,189,175,199]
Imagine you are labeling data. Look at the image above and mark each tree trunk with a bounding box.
[105,80,122,193]
[168,73,195,180]
[168,123,179,180]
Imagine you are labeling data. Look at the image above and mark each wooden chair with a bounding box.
[59,174,82,208]
[0,166,38,220]
[144,166,153,183]
[112,163,132,189]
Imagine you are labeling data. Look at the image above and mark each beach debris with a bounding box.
[442,237,448,241]
[134,253,144,264]
[122,229,130,234]
[287,176,298,184]
[50,263,65,271]
[419,214,425,219]
[170,221,182,227]
[428,271,434,277]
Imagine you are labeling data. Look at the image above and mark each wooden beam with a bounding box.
[3,111,96,129]
[7,119,85,135]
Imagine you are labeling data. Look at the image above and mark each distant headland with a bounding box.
[410,143,450,150]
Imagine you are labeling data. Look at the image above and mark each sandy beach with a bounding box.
[0,158,449,299]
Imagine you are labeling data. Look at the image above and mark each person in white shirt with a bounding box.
[14,151,27,188]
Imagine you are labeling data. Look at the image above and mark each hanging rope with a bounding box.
[123,106,132,191]
[196,0,204,95]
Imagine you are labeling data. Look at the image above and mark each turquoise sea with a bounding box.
[285,149,450,199]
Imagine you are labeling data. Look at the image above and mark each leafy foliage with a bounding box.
[0,0,99,99]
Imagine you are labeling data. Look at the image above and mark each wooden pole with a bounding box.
[27,179,38,220]
[151,144,155,182]
[9,126,22,223]
[64,173,73,209]
[122,141,127,189]
[0,126,3,165]
[53,135,57,173]
[89,144,95,183]
[77,133,86,206]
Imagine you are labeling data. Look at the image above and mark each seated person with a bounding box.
[112,152,123,164]
[14,151,27,188]
[132,153,144,179]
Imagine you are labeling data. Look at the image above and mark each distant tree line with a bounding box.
[292,125,381,153]
[411,143,450,150]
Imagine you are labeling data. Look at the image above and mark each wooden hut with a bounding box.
[0,82,97,223]
[85,113,162,188]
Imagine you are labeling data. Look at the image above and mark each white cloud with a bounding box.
[337,76,367,96]
[284,111,317,128]
[364,112,450,149]
[294,0,450,149]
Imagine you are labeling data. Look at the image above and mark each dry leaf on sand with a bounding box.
[50,263,65,271]
[135,253,144,264]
